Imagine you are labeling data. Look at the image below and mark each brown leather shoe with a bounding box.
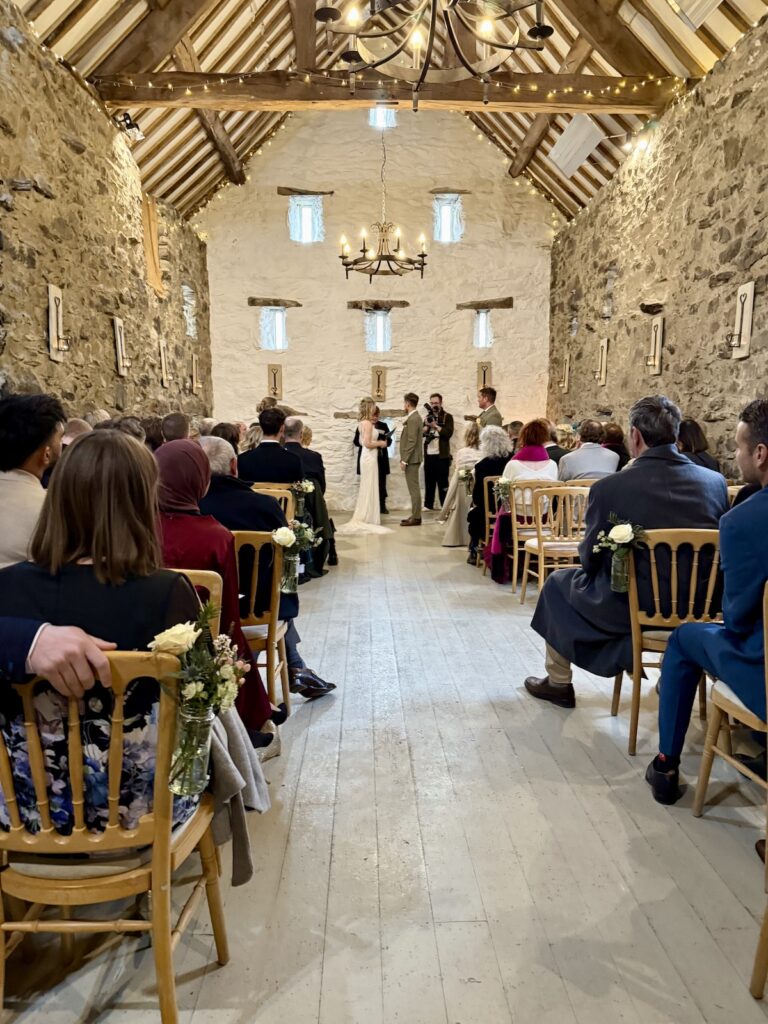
[400,517,422,526]
[524,675,576,708]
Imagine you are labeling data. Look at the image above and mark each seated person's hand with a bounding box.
[28,625,116,698]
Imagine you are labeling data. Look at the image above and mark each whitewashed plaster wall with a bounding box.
[199,109,557,510]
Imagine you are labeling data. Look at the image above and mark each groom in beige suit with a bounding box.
[399,392,423,526]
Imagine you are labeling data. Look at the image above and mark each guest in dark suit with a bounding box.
[198,437,336,701]
[467,425,513,563]
[237,407,302,484]
[284,416,326,492]
[677,418,721,473]
[544,422,569,465]
[647,400,768,804]
[526,396,729,709]
[353,407,392,514]
[0,618,114,695]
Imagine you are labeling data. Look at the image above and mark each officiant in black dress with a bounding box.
[354,410,392,514]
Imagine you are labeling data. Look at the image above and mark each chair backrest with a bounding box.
[482,476,500,545]
[531,486,590,546]
[169,568,223,634]
[251,484,295,521]
[563,478,599,487]
[509,479,558,525]
[628,528,722,629]
[232,530,282,630]
[0,652,180,854]
[727,485,741,507]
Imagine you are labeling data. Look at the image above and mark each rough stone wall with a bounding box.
[0,0,212,417]
[547,17,768,474]
[198,109,557,510]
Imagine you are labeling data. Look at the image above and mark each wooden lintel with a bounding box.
[92,0,218,75]
[554,0,667,76]
[347,300,410,311]
[429,187,472,195]
[90,70,687,115]
[173,36,245,185]
[276,186,335,196]
[456,297,514,311]
[248,297,303,308]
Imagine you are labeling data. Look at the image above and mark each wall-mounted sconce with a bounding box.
[191,355,203,393]
[159,340,171,388]
[726,281,755,360]
[645,316,663,376]
[47,285,70,363]
[558,351,570,393]
[372,366,387,401]
[267,363,283,400]
[112,317,131,377]
[113,112,144,143]
[593,338,608,386]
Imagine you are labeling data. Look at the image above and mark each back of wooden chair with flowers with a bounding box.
[232,530,282,631]
[0,651,180,856]
[170,568,223,634]
[628,528,722,630]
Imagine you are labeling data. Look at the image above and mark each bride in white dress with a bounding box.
[337,398,392,536]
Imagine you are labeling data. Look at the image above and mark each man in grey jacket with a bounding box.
[400,392,424,526]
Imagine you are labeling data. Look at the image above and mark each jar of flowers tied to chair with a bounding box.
[272,521,321,594]
[593,515,647,593]
[290,479,315,518]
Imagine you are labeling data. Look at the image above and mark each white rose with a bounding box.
[182,681,200,700]
[149,622,201,656]
[220,663,235,682]
[608,523,634,544]
[303,481,315,493]
[273,527,297,547]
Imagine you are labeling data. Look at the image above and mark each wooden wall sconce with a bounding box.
[593,338,608,386]
[727,281,755,360]
[645,316,663,376]
[159,340,171,388]
[47,285,70,363]
[558,352,570,393]
[371,366,387,401]
[476,361,493,389]
[112,317,131,377]
[267,364,283,400]
[191,354,203,393]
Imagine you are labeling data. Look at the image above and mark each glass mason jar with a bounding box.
[295,493,306,517]
[169,705,215,796]
[610,549,630,593]
[281,553,300,594]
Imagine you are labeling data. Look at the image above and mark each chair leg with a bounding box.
[511,545,519,594]
[720,712,733,757]
[692,704,724,818]
[611,672,623,717]
[538,563,548,592]
[60,906,75,963]
[265,638,277,707]
[278,637,291,715]
[628,667,643,757]
[198,829,230,966]
[151,870,178,1024]
[697,673,707,722]
[0,885,6,1009]
[751,899,768,998]
[519,551,531,605]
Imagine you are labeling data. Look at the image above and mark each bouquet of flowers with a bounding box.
[149,603,248,796]
[593,514,647,593]
[458,467,474,497]
[290,479,315,516]
[494,478,513,512]
[272,520,321,593]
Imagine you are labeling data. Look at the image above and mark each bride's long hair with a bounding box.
[358,398,376,422]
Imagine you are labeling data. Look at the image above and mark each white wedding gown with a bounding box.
[336,424,392,536]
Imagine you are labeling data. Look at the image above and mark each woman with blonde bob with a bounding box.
[337,398,391,535]
[442,422,483,547]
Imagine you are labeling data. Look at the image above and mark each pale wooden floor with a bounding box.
[7,518,768,1023]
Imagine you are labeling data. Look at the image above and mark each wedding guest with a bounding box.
[211,421,241,455]
[544,422,569,464]
[505,420,523,455]
[603,422,631,469]
[199,436,336,701]
[156,440,275,744]
[678,418,720,472]
[300,425,313,448]
[161,411,190,442]
[354,405,391,514]
[199,417,216,436]
[501,418,558,514]
[646,399,768,804]
[242,422,262,452]
[0,429,203,830]
[238,408,302,484]
[558,420,619,481]
[467,425,512,564]
[0,394,65,568]
[114,416,146,442]
[62,418,92,446]
[556,424,577,451]
[477,387,503,428]
[84,408,111,427]
[442,422,482,548]
[142,416,165,452]
[524,396,728,709]
[285,416,326,492]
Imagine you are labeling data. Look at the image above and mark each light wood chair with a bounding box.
[233,530,291,712]
[728,484,742,507]
[562,477,600,487]
[506,480,556,593]
[169,569,223,634]
[519,486,590,604]
[477,475,500,572]
[251,484,295,521]
[616,528,721,756]
[0,652,229,1024]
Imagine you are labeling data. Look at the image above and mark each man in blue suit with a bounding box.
[647,399,768,804]
[0,620,114,695]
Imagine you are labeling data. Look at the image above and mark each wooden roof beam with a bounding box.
[92,0,219,75]
[552,0,667,76]
[92,69,687,113]
[509,35,592,176]
[288,0,318,70]
[172,35,246,185]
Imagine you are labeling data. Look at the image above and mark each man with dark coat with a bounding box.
[354,408,392,514]
[422,392,454,511]
[199,436,336,701]
[647,399,768,804]
[525,396,729,709]
[237,406,302,485]
[284,416,326,492]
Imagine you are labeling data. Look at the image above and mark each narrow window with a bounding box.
[260,307,288,351]
[364,309,392,352]
[181,284,198,339]
[433,194,464,244]
[369,107,397,130]
[474,309,493,349]
[288,195,324,243]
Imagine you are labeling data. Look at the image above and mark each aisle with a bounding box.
[8,523,768,1023]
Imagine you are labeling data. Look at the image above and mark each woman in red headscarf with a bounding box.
[155,440,275,745]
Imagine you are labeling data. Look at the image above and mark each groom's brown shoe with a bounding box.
[400,517,422,526]
[524,675,576,708]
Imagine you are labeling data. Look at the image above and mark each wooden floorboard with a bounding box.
[7,518,768,1023]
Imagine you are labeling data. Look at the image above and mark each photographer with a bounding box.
[422,392,454,511]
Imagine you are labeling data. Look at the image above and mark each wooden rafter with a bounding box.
[92,69,686,113]
[509,35,593,176]
[628,0,709,75]
[92,0,219,75]
[552,0,668,76]
[172,35,246,184]
[288,0,317,69]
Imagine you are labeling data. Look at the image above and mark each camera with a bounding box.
[423,402,441,425]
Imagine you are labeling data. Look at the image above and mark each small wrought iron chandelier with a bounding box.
[339,132,427,281]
